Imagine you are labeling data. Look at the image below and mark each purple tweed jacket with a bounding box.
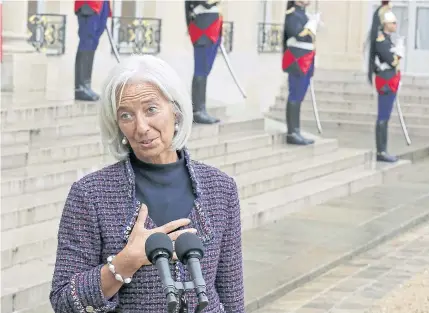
[49,149,245,313]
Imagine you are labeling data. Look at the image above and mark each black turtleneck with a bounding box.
[130,150,195,227]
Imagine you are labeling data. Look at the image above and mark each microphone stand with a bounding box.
[166,280,208,313]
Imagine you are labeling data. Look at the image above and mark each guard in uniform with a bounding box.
[74,0,111,101]
[367,2,403,162]
[185,0,223,124]
[282,0,321,145]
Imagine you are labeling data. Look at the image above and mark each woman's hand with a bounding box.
[124,204,197,268]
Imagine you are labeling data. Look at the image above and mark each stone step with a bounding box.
[0,137,338,262]
[300,109,429,127]
[0,101,97,126]
[1,137,336,270]
[1,256,55,313]
[1,117,265,170]
[2,139,340,267]
[240,159,410,231]
[268,106,429,127]
[207,137,338,176]
[0,131,293,234]
[265,111,429,138]
[279,86,429,104]
[0,110,259,147]
[1,116,100,146]
[236,147,371,199]
[0,100,226,128]
[1,155,110,197]
[312,80,428,93]
[189,116,265,141]
[284,76,429,91]
[0,91,72,108]
[300,69,429,87]
[272,98,429,116]
[1,186,68,233]
[1,129,278,197]
[305,119,429,138]
[2,218,59,271]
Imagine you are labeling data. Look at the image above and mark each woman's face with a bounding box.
[117,82,177,164]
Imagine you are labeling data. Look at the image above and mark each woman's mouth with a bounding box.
[138,138,157,148]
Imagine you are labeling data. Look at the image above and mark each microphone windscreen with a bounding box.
[145,232,174,263]
[175,232,204,263]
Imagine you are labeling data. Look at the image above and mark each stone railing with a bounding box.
[257,22,282,53]
[27,13,67,55]
[110,17,162,55]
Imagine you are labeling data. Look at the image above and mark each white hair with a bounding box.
[99,54,193,161]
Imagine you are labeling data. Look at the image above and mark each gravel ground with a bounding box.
[367,268,429,313]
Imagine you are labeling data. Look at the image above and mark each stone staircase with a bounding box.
[266,70,429,138]
[1,91,411,313]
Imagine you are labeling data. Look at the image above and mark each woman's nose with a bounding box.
[135,114,151,133]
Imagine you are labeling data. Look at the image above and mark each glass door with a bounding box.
[406,1,429,74]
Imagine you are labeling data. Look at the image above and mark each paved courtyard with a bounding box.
[253,221,429,313]
[244,158,429,312]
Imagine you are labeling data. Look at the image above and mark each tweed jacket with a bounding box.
[49,149,245,313]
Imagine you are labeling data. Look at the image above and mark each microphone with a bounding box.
[175,233,208,313]
[145,232,178,313]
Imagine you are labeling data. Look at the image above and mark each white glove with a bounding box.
[304,12,322,35]
[304,19,318,35]
[391,45,405,58]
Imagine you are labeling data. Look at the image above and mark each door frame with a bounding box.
[406,1,429,75]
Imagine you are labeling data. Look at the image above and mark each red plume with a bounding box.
[381,1,389,4]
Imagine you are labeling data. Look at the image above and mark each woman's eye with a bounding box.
[148,106,159,114]
[120,112,132,120]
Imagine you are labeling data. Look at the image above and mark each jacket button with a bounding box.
[85,306,94,313]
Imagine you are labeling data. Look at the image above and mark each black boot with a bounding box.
[75,51,99,101]
[285,100,314,145]
[192,76,220,124]
[84,50,100,100]
[376,120,398,162]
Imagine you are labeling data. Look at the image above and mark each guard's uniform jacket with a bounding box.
[185,0,222,47]
[282,6,315,76]
[373,31,401,95]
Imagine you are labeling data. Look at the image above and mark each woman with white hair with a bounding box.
[49,55,245,313]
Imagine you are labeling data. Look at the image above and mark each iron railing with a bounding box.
[111,17,162,55]
[257,22,283,53]
[27,14,66,55]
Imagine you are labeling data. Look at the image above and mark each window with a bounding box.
[415,7,429,50]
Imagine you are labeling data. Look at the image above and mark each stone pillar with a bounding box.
[1,0,48,98]
[2,0,33,52]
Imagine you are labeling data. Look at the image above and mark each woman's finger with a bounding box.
[157,218,191,234]
[135,204,149,229]
[168,228,197,241]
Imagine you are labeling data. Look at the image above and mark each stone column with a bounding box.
[1,0,48,97]
[2,0,33,52]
